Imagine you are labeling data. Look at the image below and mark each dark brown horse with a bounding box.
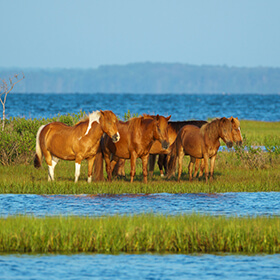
[192,117,242,179]
[167,117,233,182]
[94,115,171,183]
[34,110,120,182]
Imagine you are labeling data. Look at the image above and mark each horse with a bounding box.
[113,120,207,178]
[94,114,171,183]
[149,120,207,177]
[192,117,242,179]
[167,117,234,182]
[34,110,120,183]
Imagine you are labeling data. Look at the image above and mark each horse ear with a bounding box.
[229,116,234,123]
[156,114,160,121]
[100,110,104,116]
[166,115,171,121]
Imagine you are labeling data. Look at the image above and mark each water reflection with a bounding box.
[1,192,279,217]
[1,253,280,280]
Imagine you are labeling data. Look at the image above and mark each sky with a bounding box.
[1,0,280,69]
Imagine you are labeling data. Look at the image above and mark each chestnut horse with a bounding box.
[114,120,207,178]
[94,115,171,183]
[34,110,120,182]
[149,120,207,177]
[192,117,242,179]
[167,117,234,182]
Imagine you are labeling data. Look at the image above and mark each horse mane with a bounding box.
[128,115,156,131]
[231,117,240,128]
[128,116,145,130]
[75,110,101,135]
[200,118,221,139]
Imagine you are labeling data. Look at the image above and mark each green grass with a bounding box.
[240,120,280,147]
[0,214,279,254]
[0,150,279,194]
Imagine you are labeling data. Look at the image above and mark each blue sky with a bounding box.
[1,0,280,69]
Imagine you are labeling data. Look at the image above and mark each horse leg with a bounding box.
[148,154,156,177]
[188,157,196,182]
[209,155,217,182]
[177,147,184,182]
[163,154,168,176]
[193,158,201,178]
[47,155,59,182]
[141,154,149,183]
[103,152,112,181]
[118,158,126,178]
[87,155,96,183]
[203,154,209,183]
[198,159,205,178]
[74,157,83,183]
[130,153,137,183]
[110,156,118,178]
[158,154,165,177]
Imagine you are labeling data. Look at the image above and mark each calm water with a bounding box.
[1,253,280,280]
[1,192,279,217]
[6,93,280,121]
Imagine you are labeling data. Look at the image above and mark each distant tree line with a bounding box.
[0,62,280,94]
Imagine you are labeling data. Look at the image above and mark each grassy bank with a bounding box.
[0,150,280,194]
[0,214,279,254]
[0,116,279,194]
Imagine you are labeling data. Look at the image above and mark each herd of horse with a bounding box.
[34,110,243,183]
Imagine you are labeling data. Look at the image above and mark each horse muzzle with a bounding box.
[112,132,120,143]
[226,141,233,149]
[161,140,170,150]
[236,141,243,146]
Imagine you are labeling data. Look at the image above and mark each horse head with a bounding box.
[229,116,243,146]
[153,115,171,149]
[99,110,120,143]
[220,117,233,148]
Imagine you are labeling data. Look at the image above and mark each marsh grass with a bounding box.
[0,214,279,254]
[0,150,279,194]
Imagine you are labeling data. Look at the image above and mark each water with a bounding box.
[1,253,280,280]
[6,93,280,121]
[1,192,279,217]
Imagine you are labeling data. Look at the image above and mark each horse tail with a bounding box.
[94,144,104,181]
[34,125,46,168]
[166,140,178,178]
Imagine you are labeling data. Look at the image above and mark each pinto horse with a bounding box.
[192,117,242,179]
[34,110,120,182]
[167,117,233,182]
[94,115,171,183]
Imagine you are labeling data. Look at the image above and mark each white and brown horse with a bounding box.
[34,110,120,182]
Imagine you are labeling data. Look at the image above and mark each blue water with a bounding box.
[6,93,280,121]
[1,192,279,217]
[1,253,280,280]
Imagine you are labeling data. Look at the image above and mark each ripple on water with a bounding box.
[0,253,280,280]
[0,192,280,217]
